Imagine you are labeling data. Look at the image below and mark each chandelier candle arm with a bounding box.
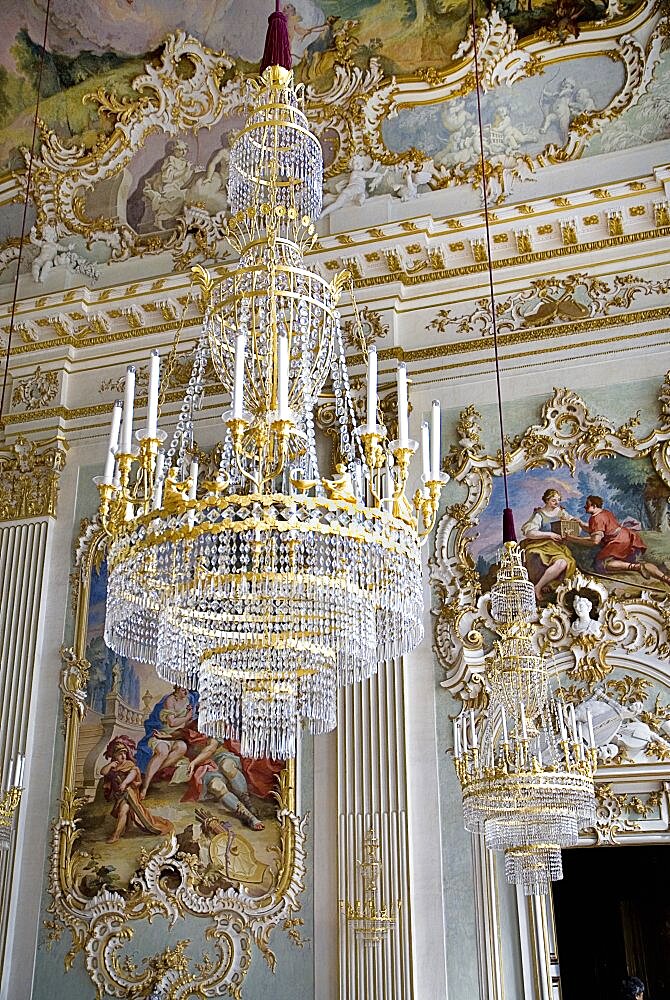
[120,365,136,456]
[397,363,409,448]
[586,710,595,747]
[232,332,246,419]
[421,421,430,484]
[277,333,290,420]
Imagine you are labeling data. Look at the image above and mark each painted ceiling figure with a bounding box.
[142,139,195,230]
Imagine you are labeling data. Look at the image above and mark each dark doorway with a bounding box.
[552,844,670,1000]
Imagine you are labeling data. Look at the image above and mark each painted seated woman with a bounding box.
[521,488,577,600]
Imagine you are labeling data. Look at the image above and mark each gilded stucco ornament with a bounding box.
[0,434,67,521]
[584,783,669,846]
[427,271,670,340]
[11,366,59,411]
[48,526,308,1000]
[432,377,670,724]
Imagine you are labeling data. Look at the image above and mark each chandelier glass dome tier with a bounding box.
[453,543,597,895]
[96,63,447,760]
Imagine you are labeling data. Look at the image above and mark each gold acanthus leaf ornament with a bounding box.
[0,434,67,521]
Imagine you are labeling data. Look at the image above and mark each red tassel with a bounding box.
[502,507,516,543]
[259,3,292,73]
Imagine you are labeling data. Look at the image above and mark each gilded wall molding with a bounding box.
[0,435,67,521]
[48,524,307,999]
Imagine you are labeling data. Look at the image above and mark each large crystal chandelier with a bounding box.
[453,545,597,895]
[95,47,447,759]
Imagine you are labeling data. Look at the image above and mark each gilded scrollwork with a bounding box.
[583,783,669,846]
[49,524,307,999]
[0,1,666,279]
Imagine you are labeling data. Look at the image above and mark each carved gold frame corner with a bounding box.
[49,522,307,999]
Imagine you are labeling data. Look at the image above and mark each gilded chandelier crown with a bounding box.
[95,62,448,759]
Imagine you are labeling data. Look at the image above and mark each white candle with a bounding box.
[453,718,461,757]
[501,705,509,743]
[470,708,478,748]
[396,363,409,447]
[152,449,165,509]
[421,422,430,482]
[557,702,567,741]
[278,333,290,419]
[233,331,247,419]
[103,399,123,484]
[569,703,577,740]
[366,346,377,431]
[146,350,160,438]
[519,701,527,739]
[354,462,363,500]
[586,710,595,748]
[430,400,441,480]
[188,458,199,501]
[14,755,23,787]
[120,365,136,454]
[17,755,25,786]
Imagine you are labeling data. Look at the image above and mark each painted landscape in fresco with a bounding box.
[0,0,639,172]
[74,561,284,896]
[472,455,670,603]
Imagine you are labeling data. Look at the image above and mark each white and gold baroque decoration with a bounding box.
[47,525,307,1000]
[427,270,670,338]
[432,373,670,843]
[433,376,670,701]
[0,0,667,281]
[0,434,67,520]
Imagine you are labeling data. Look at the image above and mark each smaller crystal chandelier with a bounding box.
[0,756,25,851]
[340,828,400,946]
[453,546,597,895]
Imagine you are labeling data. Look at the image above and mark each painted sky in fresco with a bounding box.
[383,55,626,171]
[0,0,328,65]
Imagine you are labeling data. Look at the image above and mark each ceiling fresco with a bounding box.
[0,0,666,288]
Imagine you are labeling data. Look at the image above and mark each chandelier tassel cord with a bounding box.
[451,0,598,896]
[94,6,448,760]
[0,0,52,424]
[469,0,515,542]
[259,0,292,73]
